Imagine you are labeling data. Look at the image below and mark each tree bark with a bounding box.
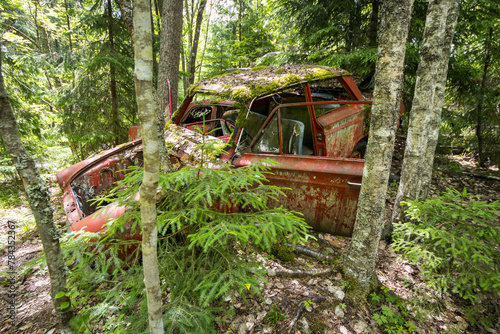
[475,26,492,168]
[158,0,183,117]
[108,0,120,146]
[342,0,414,299]
[186,0,207,87]
[392,0,460,225]
[0,42,73,334]
[115,0,134,42]
[133,0,164,333]
[64,0,73,51]
[368,0,379,47]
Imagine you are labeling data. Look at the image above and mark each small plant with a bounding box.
[266,304,286,324]
[393,188,500,304]
[302,299,314,312]
[371,287,415,334]
[372,306,415,334]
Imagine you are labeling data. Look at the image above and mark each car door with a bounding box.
[232,104,364,237]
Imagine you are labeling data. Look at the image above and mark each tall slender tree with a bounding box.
[342,0,414,300]
[158,0,183,116]
[392,0,460,224]
[0,41,73,333]
[183,0,207,91]
[133,0,164,332]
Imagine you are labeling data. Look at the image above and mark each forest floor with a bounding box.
[0,139,499,334]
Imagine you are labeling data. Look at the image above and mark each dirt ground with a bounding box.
[0,139,499,334]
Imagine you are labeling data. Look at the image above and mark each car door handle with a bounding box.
[347,181,362,189]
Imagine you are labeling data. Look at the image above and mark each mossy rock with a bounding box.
[271,243,295,263]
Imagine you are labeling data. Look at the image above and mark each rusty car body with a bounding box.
[57,65,376,238]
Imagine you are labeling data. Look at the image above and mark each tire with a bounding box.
[350,139,367,159]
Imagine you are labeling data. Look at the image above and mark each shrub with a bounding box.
[393,188,500,304]
[64,139,312,332]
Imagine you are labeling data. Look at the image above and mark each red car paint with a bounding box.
[57,66,387,239]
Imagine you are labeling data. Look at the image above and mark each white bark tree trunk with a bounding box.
[392,0,460,224]
[342,0,414,299]
[133,1,164,333]
[0,43,73,334]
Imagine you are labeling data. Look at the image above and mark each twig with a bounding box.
[275,268,333,278]
[462,171,500,181]
[285,243,336,261]
[288,296,326,331]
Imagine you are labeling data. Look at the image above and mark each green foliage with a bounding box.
[202,1,276,78]
[265,304,286,324]
[393,188,500,304]
[371,287,416,334]
[272,0,376,51]
[64,139,312,332]
[56,0,136,159]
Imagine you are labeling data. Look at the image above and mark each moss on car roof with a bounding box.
[188,65,349,101]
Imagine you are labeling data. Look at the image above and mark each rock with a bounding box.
[307,278,318,285]
[267,269,276,276]
[320,279,333,286]
[350,320,368,333]
[262,326,273,333]
[299,318,310,333]
[246,321,255,332]
[386,245,397,258]
[276,282,284,289]
[256,311,267,322]
[230,317,243,332]
[338,325,350,334]
[335,305,345,318]
[264,297,273,305]
[328,286,345,300]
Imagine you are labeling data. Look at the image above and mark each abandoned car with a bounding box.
[57,65,376,239]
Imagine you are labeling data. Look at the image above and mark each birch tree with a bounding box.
[0,42,72,333]
[342,0,414,300]
[133,0,164,332]
[392,0,460,224]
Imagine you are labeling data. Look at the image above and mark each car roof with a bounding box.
[190,65,349,101]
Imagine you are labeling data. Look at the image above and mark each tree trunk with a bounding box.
[115,0,134,42]
[391,0,460,225]
[0,42,73,334]
[108,0,120,146]
[368,0,379,47]
[158,0,183,117]
[64,0,73,51]
[475,26,492,168]
[133,1,164,333]
[197,0,212,80]
[186,0,207,87]
[342,0,414,300]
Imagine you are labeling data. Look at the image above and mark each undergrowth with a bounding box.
[393,188,500,328]
[62,137,312,333]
